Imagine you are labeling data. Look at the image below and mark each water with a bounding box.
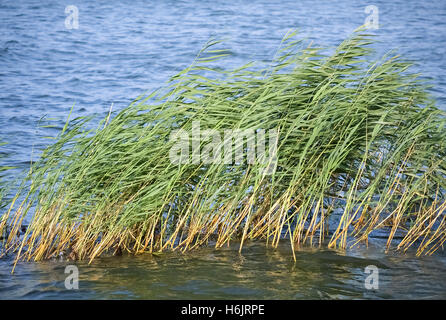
[1,241,446,299]
[0,0,445,299]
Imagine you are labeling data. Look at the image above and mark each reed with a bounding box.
[1,30,445,266]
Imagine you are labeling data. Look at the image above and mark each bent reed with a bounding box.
[1,30,446,267]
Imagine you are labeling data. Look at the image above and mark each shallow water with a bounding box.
[1,241,446,299]
[0,0,446,299]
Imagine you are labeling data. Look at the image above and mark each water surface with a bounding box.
[1,241,446,299]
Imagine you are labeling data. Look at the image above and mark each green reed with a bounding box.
[1,30,445,268]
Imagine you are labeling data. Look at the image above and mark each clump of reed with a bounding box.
[1,30,445,266]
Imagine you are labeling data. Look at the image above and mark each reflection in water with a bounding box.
[1,240,445,299]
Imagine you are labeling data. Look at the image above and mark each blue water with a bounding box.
[0,0,445,299]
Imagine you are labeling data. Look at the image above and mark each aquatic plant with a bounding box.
[1,30,445,266]
[0,142,15,242]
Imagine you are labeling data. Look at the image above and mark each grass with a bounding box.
[0,141,15,242]
[1,30,445,267]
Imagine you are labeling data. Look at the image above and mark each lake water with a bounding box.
[0,0,445,299]
[2,241,446,299]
